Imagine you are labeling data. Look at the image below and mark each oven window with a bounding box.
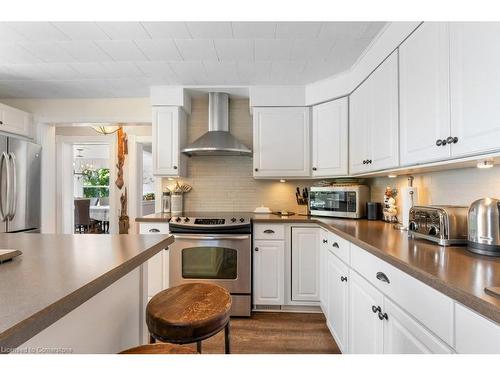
[182,247,237,279]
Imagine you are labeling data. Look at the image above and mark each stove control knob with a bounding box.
[184,217,190,222]
[175,217,181,222]
[239,218,245,223]
[231,217,237,223]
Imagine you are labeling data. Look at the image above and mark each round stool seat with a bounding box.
[120,343,197,354]
[146,283,231,343]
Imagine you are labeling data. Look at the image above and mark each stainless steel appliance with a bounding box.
[309,185,370,218]
[468,198,500,256]
[0,136,41,233]
[168,213,252,316]
[408,205,468,246]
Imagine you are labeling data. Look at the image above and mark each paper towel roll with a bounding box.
[401,186,418,229]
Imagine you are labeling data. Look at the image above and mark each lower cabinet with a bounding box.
[326,250,349,353]
[253,240,285,305]
[291,227,320,302]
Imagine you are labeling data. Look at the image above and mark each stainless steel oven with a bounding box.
[309,185,370,218]
[169,214,252,316]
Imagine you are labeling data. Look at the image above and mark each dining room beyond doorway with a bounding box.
[73,144,111,234]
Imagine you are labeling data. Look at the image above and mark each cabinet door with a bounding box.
[349,52,399,174]
[399,22,451,165]
[327,251,349,353]
[455,303,500,354]
[152,106,186,176]
[291,227,320,302]
[450,22,500,157]
[253,107,310,178]
[253,240,284,305]
[383,299,454,354]
[348,270,384,353]
[312,98,348,177]
[0,104,32,137]
[319,231,329,314]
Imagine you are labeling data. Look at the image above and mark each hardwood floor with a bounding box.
[187,312,341,354]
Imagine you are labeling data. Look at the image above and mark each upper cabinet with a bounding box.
[0,103,33,138]
[253,107,310,178]
[399,23,451,166]
[311,97,348,177]
[449,22,500,157]
[152,106,187,177]
[349,52,399,174]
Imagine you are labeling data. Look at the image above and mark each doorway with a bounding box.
[141,142,156,216]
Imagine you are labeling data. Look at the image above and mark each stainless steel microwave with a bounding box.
[309,185,370,219]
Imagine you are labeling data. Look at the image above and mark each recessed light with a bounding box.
[279,179,286,183]
[388,174,397,178]
[477,160,494,169]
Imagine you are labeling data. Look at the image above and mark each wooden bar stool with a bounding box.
[119,343,197,354]
[146,283,232,354]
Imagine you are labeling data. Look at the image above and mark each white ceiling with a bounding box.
[0,22,386,99]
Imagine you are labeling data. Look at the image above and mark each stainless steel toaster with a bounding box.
[468,198,500,256]
[408,205,468,246]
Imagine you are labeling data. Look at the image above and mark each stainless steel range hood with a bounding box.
[182,92,252,156]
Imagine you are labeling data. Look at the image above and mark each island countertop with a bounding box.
[0,233,174,351]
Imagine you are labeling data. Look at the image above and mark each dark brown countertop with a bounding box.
[0,233,174,351]
[137,212,500,323]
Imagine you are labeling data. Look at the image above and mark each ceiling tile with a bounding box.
[213,39,254,61]
[275,22,323,38]
[100,62,146,78]
[38,63,81,80]
[231,22,276,38]
[185,22,233,38]
[203,62,239,84]
[237,62,272,84]
[135,39,182,61]
[19,42,76,63]
[318,22,368,39]
[0,43,41,64]
[360,22,386,39]
[290,39,335,61]
[169,61,207,85]
[0,64,47,80]
[270,61,306,84]
[69,62,112,79]
[58,41,113,62]
[95,40,147,61]
[7,22,70,41]
[255,39,293,61]
[51,22,110,40]
[0,23,28,42]
[174,39,218,61]
[327,38,372,67]
[96,22,151,40]
[135,61,177,80]
[141,22,192,39]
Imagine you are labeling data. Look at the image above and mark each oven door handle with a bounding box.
[173,234,250,241]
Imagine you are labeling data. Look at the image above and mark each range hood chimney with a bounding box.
[182,92,252,156]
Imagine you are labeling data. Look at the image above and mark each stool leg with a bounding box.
[224,322,231,354]
[149,334,156,344]
[196,341,202,354]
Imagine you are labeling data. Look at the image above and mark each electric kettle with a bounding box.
[468,198,500,256]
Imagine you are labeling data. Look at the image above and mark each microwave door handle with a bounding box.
[8,153,16,220]
[0,152,10,222]
[173,234,250,241]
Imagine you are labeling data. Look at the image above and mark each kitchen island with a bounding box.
[0,233,174,354]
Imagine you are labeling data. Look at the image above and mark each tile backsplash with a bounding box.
[161,97,311,213]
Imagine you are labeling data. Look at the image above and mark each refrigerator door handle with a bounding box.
[8,152,16,220]
[0,152,10,222]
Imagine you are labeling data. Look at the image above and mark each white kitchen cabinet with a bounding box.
[0,103,33,138]
[253,240,285,305]
[399,22,452,166]
[152,106,187,177]
[348,270,384,353]
[455,303,500,354]
[319,230,329,314]
[291,227,320,302]
[253,107,310,178]
[311,98,348,177]
[383,298,453,354]
[327,250,349,353]
[449,22,500,157]
[139,223,170,299]
[349,51,399,174]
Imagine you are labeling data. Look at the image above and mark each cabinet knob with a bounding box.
[446,136,454,144]
[376,271,390,284]
[254,247,259,252]
[322,239,328,244]
[340,276,348,282]
[371,305,381,314]
[441,139,447,146]
[312,167,317,171]
[149,228,160,233]
[0,121,3,125]
[378,312,389,321]
[436,139,443,146]
[452,136,458,144]
[173,165,178,169]
[362,160,366,164]
[254,168,259,172]
[332,242,339,248]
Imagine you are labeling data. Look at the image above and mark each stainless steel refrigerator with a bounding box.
[0,135,41,233]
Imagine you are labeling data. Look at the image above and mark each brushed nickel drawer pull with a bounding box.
[149,228,160,233]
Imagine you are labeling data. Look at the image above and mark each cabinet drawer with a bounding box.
[253,224,285,240]
[327,231,350,264]
[455,303,500,354]
[350,244,454,346]
[139,222,170,234]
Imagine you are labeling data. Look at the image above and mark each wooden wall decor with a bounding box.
[115,126,127,190]
[119,187,129,234]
